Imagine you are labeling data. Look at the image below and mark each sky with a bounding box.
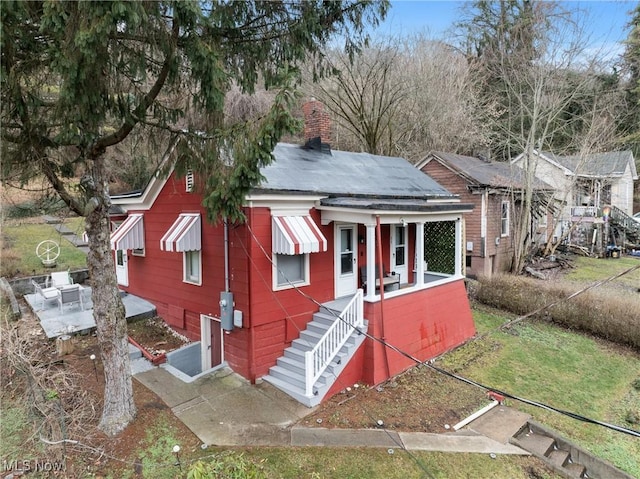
[374,1,637,62]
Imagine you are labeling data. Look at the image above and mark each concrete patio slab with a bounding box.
[24,288,156,338]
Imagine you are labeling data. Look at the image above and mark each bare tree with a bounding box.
[459,0,625,272]
[305,33,482,160]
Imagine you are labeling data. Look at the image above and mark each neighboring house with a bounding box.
[109,100,476,407]
[511,150,638,248]
[417,152,553,278]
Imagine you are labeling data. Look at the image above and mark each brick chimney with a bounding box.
[302,98,332,152]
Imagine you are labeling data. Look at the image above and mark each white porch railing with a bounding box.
[304,289,364,397]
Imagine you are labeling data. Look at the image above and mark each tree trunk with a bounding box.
[85,156,136,436]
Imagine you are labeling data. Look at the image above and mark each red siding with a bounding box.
[243,207,336,380]
[361,280,475,386]
[121,169,476,394]
[121,172,225,338]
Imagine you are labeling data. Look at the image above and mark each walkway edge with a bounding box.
[291,426,530,454]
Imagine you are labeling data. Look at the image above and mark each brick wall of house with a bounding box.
[421,159,514,277]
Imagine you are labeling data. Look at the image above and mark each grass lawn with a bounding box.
[442,305,640,477]
[1,217,87,277]
[563,255,640,291]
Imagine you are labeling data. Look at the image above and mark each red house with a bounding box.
[110,101,476,406]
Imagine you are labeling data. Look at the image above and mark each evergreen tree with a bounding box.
[620,4,640,155]
[1,0,387,435]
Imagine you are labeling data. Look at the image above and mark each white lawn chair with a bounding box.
[57,284,84,313]
[32,279,60,310]
[50,271,73,289]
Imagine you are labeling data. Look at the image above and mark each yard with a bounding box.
[1,216,87,278]
[1,216,639,477]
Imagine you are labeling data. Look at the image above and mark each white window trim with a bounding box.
[132,248,145,257]
[183,250,202,286]
[501,200,510,237]
[273,253,310,291]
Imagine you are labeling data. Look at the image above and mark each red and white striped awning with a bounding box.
[272,216,327,255]
[110,214,144,251]
[160,213,201,252]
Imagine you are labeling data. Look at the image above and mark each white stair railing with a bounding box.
[304,289,364,397]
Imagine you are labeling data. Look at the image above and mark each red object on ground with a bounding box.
[128,336,166,365]
[487,391,505,403]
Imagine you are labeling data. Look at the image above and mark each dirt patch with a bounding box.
[65,338,201,478]
[1,304,199,478]
[298,364,490,432]
[127,315,190,356]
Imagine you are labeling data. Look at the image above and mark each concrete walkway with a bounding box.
[134,365,530,454]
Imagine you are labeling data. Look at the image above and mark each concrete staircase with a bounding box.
[263,304,368,408]
[511,421,634,479]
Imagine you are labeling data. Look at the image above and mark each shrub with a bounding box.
[475,274,640,349]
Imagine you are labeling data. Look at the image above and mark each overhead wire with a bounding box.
[239,223,437,479]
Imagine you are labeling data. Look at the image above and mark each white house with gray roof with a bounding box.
[511,149,637,246]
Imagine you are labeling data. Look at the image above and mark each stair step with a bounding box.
[262,374,305,397]
[547,449,570,468]
[306,320,331,335]
[277,356,305,375]
[299,329,324,344]
[283,346,306,361]
[515,432,556,456]
[268,365,306,390]
[313,311,339,325]
[291,338,314,351]
[564,461,586,478]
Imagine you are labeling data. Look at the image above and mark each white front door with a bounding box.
[335,224,357,297]
[115,250,128,286]
[391,224,408,284]
[200,314,223,372]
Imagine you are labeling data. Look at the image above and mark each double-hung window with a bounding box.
[501,201,510,237]
[184,250,202,285]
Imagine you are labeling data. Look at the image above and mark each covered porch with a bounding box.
[319,197,472,303]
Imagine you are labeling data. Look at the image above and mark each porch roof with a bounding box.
[319,197,474,213]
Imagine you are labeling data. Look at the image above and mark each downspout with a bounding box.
[224,217,230,292]
[245,210,256,383]
[376,215,390,378]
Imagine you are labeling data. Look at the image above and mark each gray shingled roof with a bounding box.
[429,151,552,190]
[256,143,455,199]
[541,150,635,177]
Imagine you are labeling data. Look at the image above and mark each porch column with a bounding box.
[365,223,376,299]
[415,221,425,286]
